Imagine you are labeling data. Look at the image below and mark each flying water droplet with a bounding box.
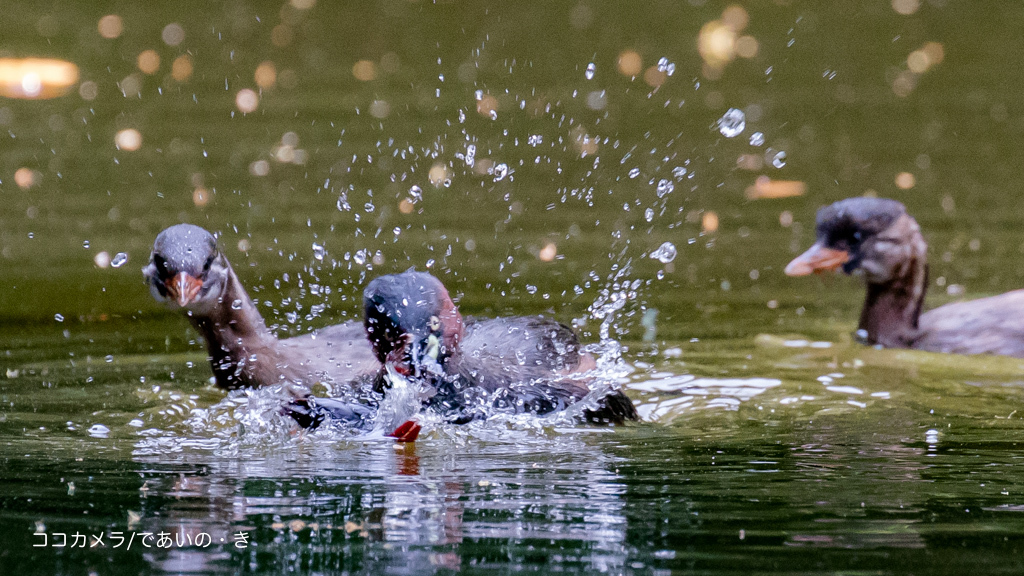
[650,242,677,263]
[645,208,655,222]
[231,299,243,310]
[54,314,64,322]
[717,108,746,138]
[408,185,423,202]
[88,424,110,438]
[585,62,596,80]
[493,163,509,181]
[672,166,687,179]
[656,57,676,76]
[105,355,113,363]
[749,132,765,146]
[771,150,787,168]
[110,252,129,267]
[312,242,325,261]
[656,179,674,198]
[628,167,640,178]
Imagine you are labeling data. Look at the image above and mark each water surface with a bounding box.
[4,1,1024,574]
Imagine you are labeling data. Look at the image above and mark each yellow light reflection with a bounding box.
[0,58,79,99]
[744,176,806,200]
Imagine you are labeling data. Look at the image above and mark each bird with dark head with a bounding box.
[143,224,379,391]
[359,270,639,424]
[363,271,463,380]
[786,197,1024,356]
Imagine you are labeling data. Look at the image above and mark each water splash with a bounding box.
[650,242,677,263]
[717,108,746,138]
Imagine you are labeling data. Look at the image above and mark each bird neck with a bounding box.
[189,263,277,388]
[858,214,929,348]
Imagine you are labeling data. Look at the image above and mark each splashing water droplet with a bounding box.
[645,208,655,222]
[771,150,787,168]
[353,250,367,265]
[54,314,64,322]
[110,252,129,267]
[88,424,110,438]
[286,311,298,324]
[312,242,325,261]
[749,132,765,146]
[672,166,687,179]
[657,57,676,76]
[656,179,674,198]
[493,163,509,181]
[650,242,678,263]
[585,62,596,80]
[408,185,422,202]
[336,195,350,211]
[717,108,746,138]
[231,299,243,310]
[104,355,113,363]
[628,168,640,178]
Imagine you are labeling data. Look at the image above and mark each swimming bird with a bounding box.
[785,197,1024,356]
[142,224,379,390]
[359,270,639,424]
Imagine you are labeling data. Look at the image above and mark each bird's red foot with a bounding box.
[388,420,421,442]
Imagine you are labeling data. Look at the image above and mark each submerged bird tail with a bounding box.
[583,390,640,425]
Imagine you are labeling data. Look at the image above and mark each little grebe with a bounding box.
[143,224,379,390]
[360,270,639,424]
[785,197,1024,356]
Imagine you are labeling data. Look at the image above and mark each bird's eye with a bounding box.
[203,253,215,271]
[153,254,167,273]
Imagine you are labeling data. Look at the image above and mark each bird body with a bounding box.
[787,197,1024,357]
[143,224,378,391]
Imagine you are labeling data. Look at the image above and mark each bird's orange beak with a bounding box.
[165,272,203,307]
[785,243,850,276]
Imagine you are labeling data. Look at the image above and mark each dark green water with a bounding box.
[5,1,1024,574]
